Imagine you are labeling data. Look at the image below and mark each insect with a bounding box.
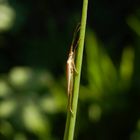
[66,24,80,115]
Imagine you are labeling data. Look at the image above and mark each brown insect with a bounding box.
[66,24,80,115]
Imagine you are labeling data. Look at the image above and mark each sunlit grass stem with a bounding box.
[63,0,88,139]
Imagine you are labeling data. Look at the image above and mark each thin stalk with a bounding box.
[64,0,88,140]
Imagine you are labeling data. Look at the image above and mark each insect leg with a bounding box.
[68,93,74,115]
[72,61,78,74]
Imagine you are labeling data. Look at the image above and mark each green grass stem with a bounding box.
[63,0,88,139]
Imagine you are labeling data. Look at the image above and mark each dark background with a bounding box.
[0,0,140,140]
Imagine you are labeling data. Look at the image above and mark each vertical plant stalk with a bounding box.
[64,0,88,140]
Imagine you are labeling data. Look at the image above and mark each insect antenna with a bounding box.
[70,23,81,52]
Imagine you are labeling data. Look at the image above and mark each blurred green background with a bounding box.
[0,0,140,140]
